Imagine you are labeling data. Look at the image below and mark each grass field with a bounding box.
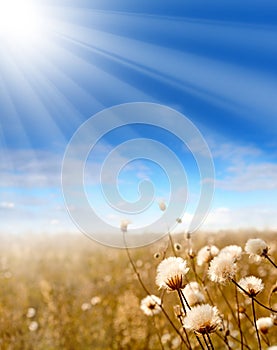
[0,230,276,349]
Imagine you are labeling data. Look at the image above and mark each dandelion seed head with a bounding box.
[161,333,171,344]
[81,302,91,311]
[140,295,161,316]
[120,219,130,233]
[154,252,161,260]
[219,245,242,261]
[158,201,166,212]
[182,282,205,307]
[238,276,264,297]
[208,254,237,284]
[156,256,189,291]
[90,296,101,305]
[197,245,219,266]
[183,304,222,334]
[245,238,269,259]
[171,336,181,349]
[174,243,182,252]
[28,321,39,332]
[26,307,36,318]
[174,304,185,318]
[256,317,274,334]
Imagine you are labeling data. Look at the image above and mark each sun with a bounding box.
[0,0,42,49]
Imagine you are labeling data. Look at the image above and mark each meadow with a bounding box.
[0,230,276,349]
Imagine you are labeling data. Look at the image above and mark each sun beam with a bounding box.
[0,0,42,48]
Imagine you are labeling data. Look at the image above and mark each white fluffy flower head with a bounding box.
[183,304,222,334]
[256,317,274,334]
[158,200,166,211]
[156,257,189,291]
[208,254,237,284]
[219,245,242,261]
[182,282,205,307]
[120,219,130,233]
[245,238,268,260]
[140,295,162,316]
[197,245,219,266]
[238,276,264,297]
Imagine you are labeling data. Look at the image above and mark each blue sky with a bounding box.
[1,0,277,236]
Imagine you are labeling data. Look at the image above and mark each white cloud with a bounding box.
[202,206,277,231]
[216,162,277,191]
[0,201,15,209]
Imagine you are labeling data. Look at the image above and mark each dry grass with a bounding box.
[0,230,276,349]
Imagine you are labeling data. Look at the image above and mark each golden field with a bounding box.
[0,230,276,349]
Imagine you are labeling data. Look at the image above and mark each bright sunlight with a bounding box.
[0,0,42,48]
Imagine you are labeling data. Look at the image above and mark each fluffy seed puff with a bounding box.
[245,238,269,260]
[238,276,264,297]
[208,254,237,284]
[256,317,274,334]
[182,282,205,307]
[120,219,130,233]
[197,245,219,266]
[219,245,242,261]
[140,295,162,316]
[183,304,222,335]
[156,257,189,291]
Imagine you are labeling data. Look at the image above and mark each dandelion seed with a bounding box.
[176,218,182,223]
[238,276,264,297]
[140,295,162,316]
[90,296,101,306]
[161,333,171,344]
[208,254,237,284]
[120,219,130,233]
[197,245,219,266]
[182,282,205,307]
[219,245,242,261]
[28,321,38,332]
[256,317,274,334]
[104,275,112,282]
[26,307,36,318]
[136,259,143,268]
[158,201,166,211]
[174,304,185,318]
[174,243,182,252]
[183,304,222,335]
[245,238,269,260]
[81,302,91,311]
[171,336,181,349]
[156,256,189,291]
[154,252,161,259]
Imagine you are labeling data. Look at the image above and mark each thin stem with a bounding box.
[206,332,215,350]
[175,312,192,350]
[177,289,205,350]
[215,331,232,350]
[218,285,237,322]
[176,290,192,349]
[251,297,262,350]
[152,316,165,350]
[202,334,210,349]
[179,289,191,311]
[265,254,277,268]
[234,283,244,350]
[168,232,177,257]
